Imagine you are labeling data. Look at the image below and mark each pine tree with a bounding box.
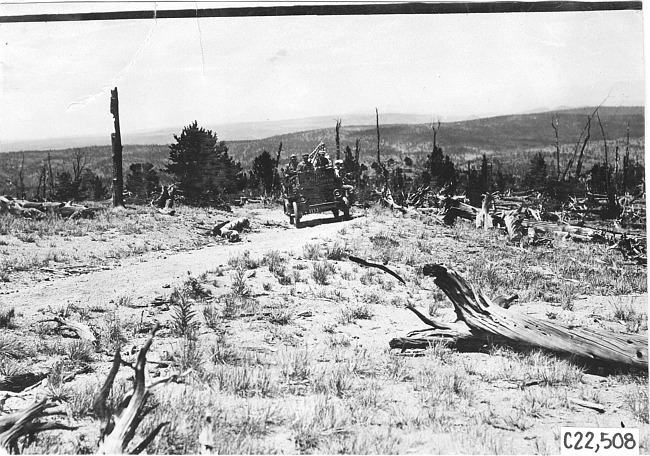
[165,121,243,204]
[250,151,279,194]
[53,171,77,201]
[525,152,549,192]
[79,169,108,201]
[126,163,160,200]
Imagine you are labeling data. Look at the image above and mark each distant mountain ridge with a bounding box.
[226,106,644,165]
[4,106,641,153]
[1,112,446,152]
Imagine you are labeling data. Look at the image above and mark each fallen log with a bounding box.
[569,398,606,413]
[43,317,96,343]
[391,264,647,370]
[210,218,250,242]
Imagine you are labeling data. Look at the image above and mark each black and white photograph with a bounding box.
[0,1,647,454]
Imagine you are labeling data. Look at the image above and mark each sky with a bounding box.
[0,2,645,147]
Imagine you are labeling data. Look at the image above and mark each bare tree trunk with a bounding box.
[562,105,600,181]
[71,148,87,183]
[574,116,591,178]
[271,142,282,197]
[335,118,341,161]
[551,115,561,180]
[355,138,361,188]
[622,122,630,195]
[596,111,617,213]
[17,153,26,200]
[375,108,381,167]
[431,120,440,153]
[47,152,54,200]
[110,87,125,208]
[36,162,47,201]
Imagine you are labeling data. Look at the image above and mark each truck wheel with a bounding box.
[293,201,301,228]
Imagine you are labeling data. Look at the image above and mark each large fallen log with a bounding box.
[0,196,98,219]
[390,264,648,370]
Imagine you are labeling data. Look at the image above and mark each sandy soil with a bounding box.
[2,204,648,454]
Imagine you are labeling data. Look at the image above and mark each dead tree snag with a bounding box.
[94,324,183,454]
[110,87,125,208]
[0,399,75,454]
[551,115,561,180]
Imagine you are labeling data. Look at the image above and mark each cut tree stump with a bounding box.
[390,264,648,370]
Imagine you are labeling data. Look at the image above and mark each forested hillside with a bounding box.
[1,107,643,198]
[227,106,644,167]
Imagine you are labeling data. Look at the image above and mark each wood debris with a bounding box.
[42,317,96,343]
[0,196,99,219]
[94,324,186,454]
[0,399,76,454]
[389,264,647,370]
[209,218,251,242]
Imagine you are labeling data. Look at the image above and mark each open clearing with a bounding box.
[0,204,647,454]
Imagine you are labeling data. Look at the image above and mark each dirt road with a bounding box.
[8,208,360,316]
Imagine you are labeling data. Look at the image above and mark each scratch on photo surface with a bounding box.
[66,3,159,111]
[196,3,205,75]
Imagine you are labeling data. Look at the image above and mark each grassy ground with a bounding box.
[1,203,647,454]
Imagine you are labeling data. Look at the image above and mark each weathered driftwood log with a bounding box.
[210,218,250,242]
[391,264,648,370]
[0,196,97,219]
[0,399,75,454]
[94,324,183,454]
[43,317,96,343]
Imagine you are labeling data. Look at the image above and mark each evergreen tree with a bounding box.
[126,163,160,200]
[79,169,108,201]
[165,121,243,204]
[525,152,549,192]
[424,144,457,190]
[250,151,279,194]
[53,171,76,201]
[479,154,492,194]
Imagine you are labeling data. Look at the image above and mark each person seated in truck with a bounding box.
[315,150,330,169]
[284,154,299,176]
[297,153,315,173]
[334,160,354,197]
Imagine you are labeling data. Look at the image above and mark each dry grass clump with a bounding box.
[325,241,347,261]
[0,307,16,328]
[339,302,373,324]
[625,379,649,424]
[302,242,322,260]
[311,260,336,285]
[261,250,286,275]
[228,250,260,270]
